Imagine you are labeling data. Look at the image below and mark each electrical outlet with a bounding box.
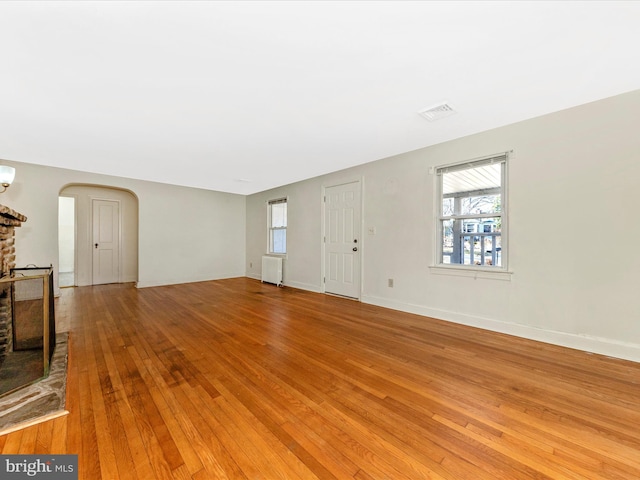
[388,278,394,288]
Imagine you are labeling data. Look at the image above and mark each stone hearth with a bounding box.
[0,332,68,434]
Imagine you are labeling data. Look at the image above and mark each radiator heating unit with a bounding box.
[261,256,283,286]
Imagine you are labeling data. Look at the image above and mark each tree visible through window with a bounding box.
[437,153,507,267]
[268,198,287,254]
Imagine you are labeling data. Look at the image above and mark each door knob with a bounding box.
[352,247,358,252]
[95,243,98,249]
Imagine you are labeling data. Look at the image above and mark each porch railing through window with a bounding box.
[443,232,502,266]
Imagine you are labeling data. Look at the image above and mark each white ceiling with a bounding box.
[1,1,639,195]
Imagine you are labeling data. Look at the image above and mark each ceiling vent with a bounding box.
[418,102,456,121]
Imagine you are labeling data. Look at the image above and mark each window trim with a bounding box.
[433,152,511,275]
[267,197,287,255]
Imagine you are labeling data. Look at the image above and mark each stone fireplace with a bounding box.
[0,204,27,362]
[0,204,58,399]
[0,204,66,431]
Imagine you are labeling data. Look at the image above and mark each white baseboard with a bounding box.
[280,280,322,293]
[246,272,322,293]
[362,294,640,364]
[137,273,245,289]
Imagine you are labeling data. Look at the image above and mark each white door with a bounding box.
[324,181,361,298]
[92,199,120,285]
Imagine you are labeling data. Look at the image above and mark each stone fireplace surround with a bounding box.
[0,204,27,362]
[0,204,68,434]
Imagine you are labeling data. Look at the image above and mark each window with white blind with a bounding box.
[268,198,287,254]
[436,153,508,268]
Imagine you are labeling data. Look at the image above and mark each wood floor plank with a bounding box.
[1,429,23,454]
[17,425,38,454]
[212,381,318,480]
[2,278,640,479]
[95,299,173,480]
[142,363,207,476]
[34,417,54,454]
[85,330,119,478]
[49,416,68,454]
[76,340,102,479]
[216,370,354,480]
[147,357,245,480]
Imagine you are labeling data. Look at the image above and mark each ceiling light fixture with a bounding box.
[0,166,15,193]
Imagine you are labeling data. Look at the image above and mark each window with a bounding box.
[437,153,507,268]
[268,198,287,254]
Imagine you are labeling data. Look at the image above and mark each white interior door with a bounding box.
[324,181,361,298]
[92,199,120,285]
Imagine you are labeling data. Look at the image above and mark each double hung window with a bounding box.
[437,153,507,268]
[268,198,287,254]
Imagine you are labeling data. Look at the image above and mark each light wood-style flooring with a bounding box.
[2,278,639,479]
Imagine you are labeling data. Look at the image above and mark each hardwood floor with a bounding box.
[2,277,639,479]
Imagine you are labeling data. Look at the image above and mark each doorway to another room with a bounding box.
[58,196,75,288]
[58,185,139,287]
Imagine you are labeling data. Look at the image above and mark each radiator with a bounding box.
[261,256,283,286]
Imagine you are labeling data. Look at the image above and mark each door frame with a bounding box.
[321,178,364,300]
[90,196,122,285]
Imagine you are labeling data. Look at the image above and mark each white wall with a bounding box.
[0,161,246,293]
[246,90,640,362]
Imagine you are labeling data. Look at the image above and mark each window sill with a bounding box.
[265,253,287,259]
[429,265,513,281]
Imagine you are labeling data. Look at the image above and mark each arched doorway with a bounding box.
[58,184,139,287]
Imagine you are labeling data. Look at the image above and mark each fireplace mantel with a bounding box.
[0,204,27,276]
[0,204,27,226]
